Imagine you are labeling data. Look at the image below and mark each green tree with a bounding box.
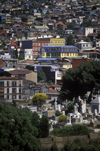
[31,111,40,129]
[97,30,100,38]
[66,101,74,114]
[62,140,72,151]
[66,23,75,30]
[55,110,61,116]
[67,34,74,45]
[60,61,100,102]
[0,103,40,151]
[56,27,64,38]
[31,93,48,107]
[84,38,91,42]
[51,143,59,151]
[39,115,49,138]
[37,69,47,82]
[57,114,67,123]
[18,55,24,60]
[13,48,18,59]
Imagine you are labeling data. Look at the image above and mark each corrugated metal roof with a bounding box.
[34,26,49,29]
[37,58,57,61]
[41,45,77,48]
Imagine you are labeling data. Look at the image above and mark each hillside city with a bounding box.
[1,0,100,151]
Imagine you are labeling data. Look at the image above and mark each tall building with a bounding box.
[0,77,23,102]
[32,39,50,59]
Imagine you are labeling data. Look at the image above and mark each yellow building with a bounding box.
[40,46,78,59]
[50,38,65,46]
[6,14,11,24]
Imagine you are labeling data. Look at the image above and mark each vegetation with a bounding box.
[61,138,100,151]
[66,23,75,30]
[57,115,67,123]
[52,124,90,137]
[37,69,47,82]
[0,102,50,151]
[60,61,100,102]
[31,93,48,107]
[39,115,49,138]
[18,55,24,60]
[66,101,74,114]
[51,143,59,151]
[55,110,61,116]
[13,49,18,59]
[66,34,74,45]
[0,103,40,151]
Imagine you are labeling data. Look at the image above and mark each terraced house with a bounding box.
[0,77,23,102]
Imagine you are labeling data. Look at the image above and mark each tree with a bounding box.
[0,103,40,151]
[62,140,72,151]
[97,30,100,39]
[18,55,24,60]
[37,69,47,82]
[51,143,59,151]
[56,27,64,38]
[57,114,67,123]
[39,115,49,138]
[31,93,48,107]
[84,38,91,42]
[60,61,100,102]
[66,34,74,45]
[66,101,74,114]
[55,110,61,116]
[13,48,18,59]
[31,112,40,129]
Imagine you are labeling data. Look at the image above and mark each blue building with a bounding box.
[40,45,78,59]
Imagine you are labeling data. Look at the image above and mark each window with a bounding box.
[0,81,4,86]
[19,88,21,93]
[12,88,16,93]
[12,95,16,99]
[0,95,4,99]
[12,81,16,86]
[0,88,4,94]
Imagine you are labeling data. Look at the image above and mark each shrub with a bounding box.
[52,124,90,137]
[57,115,67,123]
[55,110,61,116]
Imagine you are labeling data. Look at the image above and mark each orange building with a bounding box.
[32,40,50,58]
[72,58,92,69]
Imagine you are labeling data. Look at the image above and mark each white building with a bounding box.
[76,40,95,52]
[84,27,93,37]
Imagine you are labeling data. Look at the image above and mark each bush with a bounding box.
[57,115,67,123]
[55,110,61,116]
[52,124,90,137]
[51,143,58,151]
[62,140,72,151]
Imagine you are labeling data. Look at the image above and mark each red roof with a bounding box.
[49,88,59,94]
[9,39,18,48]
[0,31,7,34]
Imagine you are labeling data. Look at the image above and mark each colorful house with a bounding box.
[40,45,78,59]
[50,38,65,46]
